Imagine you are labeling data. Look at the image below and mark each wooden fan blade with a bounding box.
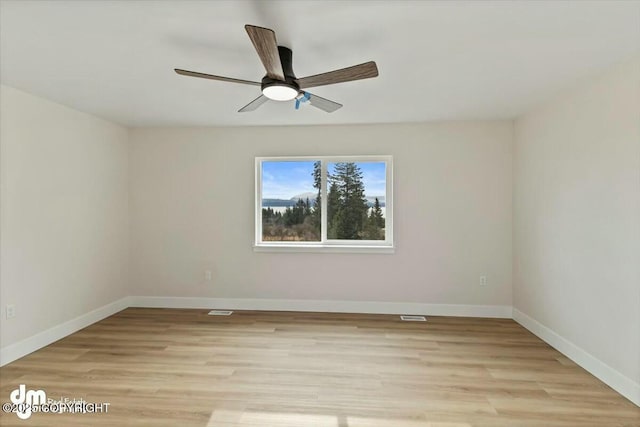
[303,92,342,113]
[245,25,285,81]
[174,69,261,86]
[238,94,269,112]
[296,61,378,89]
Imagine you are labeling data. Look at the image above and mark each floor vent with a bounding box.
[208,310,233,316]
[400,315,427,322]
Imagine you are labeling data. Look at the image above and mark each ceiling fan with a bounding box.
[175,25,379,113]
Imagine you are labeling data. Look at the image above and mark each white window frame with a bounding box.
[255,155,394,253]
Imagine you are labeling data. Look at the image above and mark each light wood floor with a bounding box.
[1,309,638,426]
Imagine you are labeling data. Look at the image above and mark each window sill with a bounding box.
[253,244,395,254]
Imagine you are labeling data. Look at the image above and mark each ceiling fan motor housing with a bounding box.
[261,46,300,99]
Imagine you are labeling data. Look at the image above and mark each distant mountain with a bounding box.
[291,192,317,201]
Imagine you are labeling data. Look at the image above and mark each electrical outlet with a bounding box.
[479,275,487,286]
[205,270,212,281]
[6,304,15,319]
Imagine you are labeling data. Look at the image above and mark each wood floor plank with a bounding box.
[0,308,638,426]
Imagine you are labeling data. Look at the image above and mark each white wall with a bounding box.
[0,85,129,350]
[514,57,640,402]
[129,122,513,310]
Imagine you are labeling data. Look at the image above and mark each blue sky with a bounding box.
[262,161,386,199]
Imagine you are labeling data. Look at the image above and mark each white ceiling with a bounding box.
[1,0,639,127]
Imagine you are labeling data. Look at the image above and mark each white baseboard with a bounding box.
[513,308,640,407]
[129,296,513,318]
[0,296,130,367]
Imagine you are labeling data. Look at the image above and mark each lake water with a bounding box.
[264,206,386,218]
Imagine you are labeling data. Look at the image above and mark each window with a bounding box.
[255,156,393,252]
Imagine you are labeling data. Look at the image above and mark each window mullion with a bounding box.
[321,160,328,243]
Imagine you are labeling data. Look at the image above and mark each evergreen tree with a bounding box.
[283,201,301,226]
[283,206,294,226]
[311,161,322,235]
[372,197,384,228]
[304,197,312,217]
[327,181,341,238]
[363,198,384,240]
[328,162,369,239]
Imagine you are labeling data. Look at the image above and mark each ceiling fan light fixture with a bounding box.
[262,84,299,101]
[175,25,377,113]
